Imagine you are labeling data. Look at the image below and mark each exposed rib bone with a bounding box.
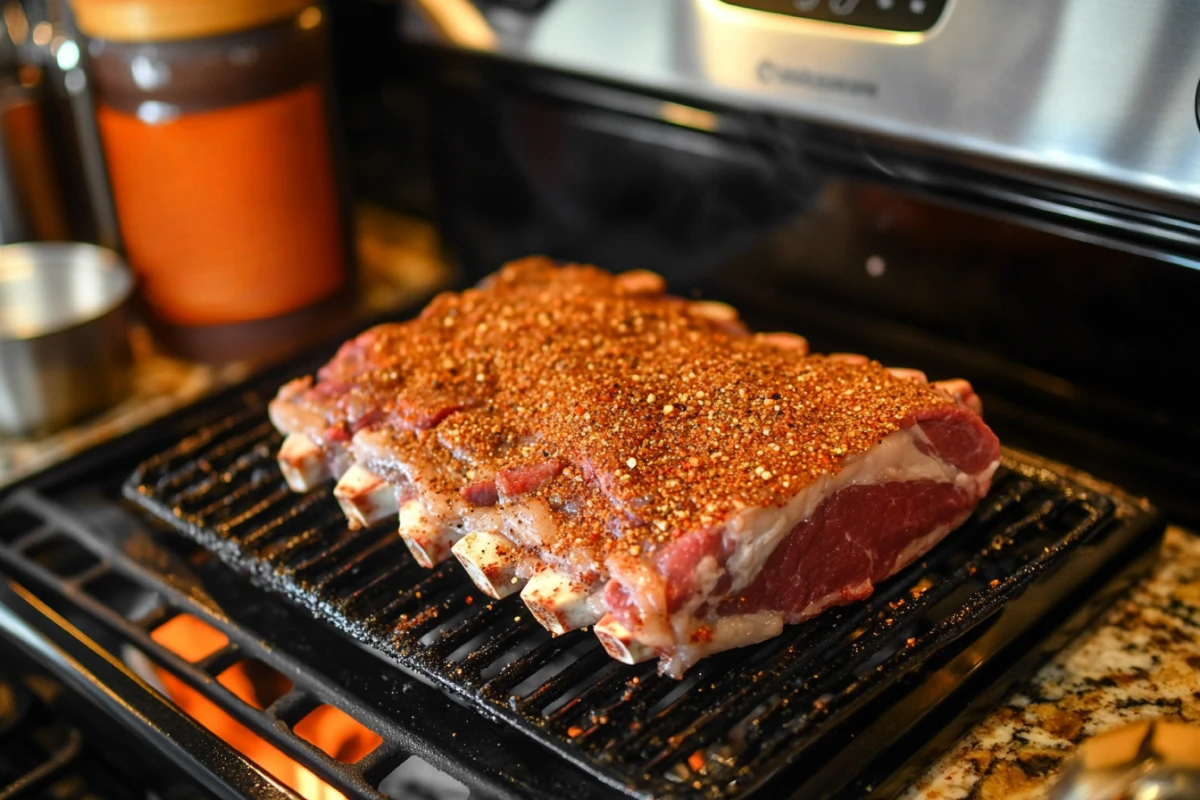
[756,332,809,354]
[452,531,524,598]
[887,367,928,383]
[593,614,655,664]
[398,500,453,568]
[333,464,399,529]
[278,433,329,492]
[520,570,602,635]
[614,269,666,295]
[932,378,984,415]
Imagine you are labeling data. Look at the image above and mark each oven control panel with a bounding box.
[403,0,1200,205]
[718,0,949,33]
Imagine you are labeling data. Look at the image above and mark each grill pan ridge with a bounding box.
[119,388,1162,800]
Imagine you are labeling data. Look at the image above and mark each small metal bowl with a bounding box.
[0,243,134,436]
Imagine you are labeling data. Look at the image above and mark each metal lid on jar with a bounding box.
[69,0,318,42]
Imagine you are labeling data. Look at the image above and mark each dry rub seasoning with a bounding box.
[71,0,347,324]
[304,259,957,563]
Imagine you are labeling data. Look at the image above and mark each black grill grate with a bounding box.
[119,390,1160,799]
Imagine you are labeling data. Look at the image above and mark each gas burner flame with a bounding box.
[148,614,380,800]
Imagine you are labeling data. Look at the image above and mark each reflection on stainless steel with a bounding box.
[0,242,133,435]
[1050,720,1200,800]
[2,0,121,249]
[409,0,497,50]
[405,0,1200,204]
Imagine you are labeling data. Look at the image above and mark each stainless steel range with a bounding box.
[404,0,1200,206]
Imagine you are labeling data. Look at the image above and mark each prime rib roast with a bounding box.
[268,257,1001,676]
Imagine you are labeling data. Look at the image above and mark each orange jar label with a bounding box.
[98,83,346,325]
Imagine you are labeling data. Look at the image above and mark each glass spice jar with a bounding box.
[69,0,348,325]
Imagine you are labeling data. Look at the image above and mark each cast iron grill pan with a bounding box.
[121,389,1161,799]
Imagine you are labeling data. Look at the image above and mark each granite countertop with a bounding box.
[906,524,1200,800]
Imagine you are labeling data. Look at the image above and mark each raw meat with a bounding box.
[269,257,1000,676]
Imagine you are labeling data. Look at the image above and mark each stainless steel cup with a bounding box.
[0,242,134,436]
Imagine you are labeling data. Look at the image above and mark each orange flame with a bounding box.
[149,614,382,800]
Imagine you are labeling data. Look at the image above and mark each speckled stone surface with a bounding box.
[905,525,1200,800]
